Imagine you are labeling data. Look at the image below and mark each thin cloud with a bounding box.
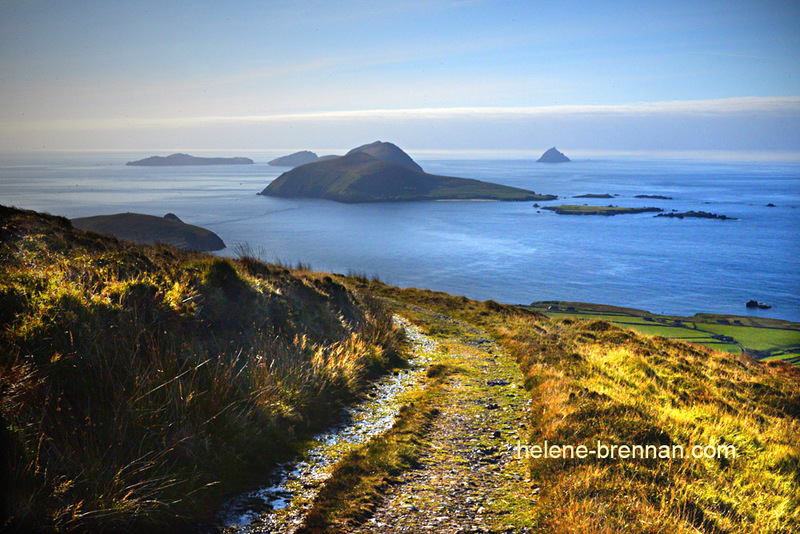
[6,96,797,132]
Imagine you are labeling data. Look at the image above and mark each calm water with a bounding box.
[1,151,798,321]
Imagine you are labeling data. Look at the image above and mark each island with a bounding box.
[345,141,424,172]
[537,147,570,163]
[268,150,320,167]
[71,212,226,251]
[542,205,663,216]
[126,153,253,166]
[655,211,736,220]
[636,195,673,200]
[746,300,772,309]
[260,141,557,203]
[574,193,615,199]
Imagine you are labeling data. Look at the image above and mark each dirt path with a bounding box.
[348,312,535,534]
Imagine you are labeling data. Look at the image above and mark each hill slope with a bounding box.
[71,212,226,251]
[0,205,403,532]
[346,141,424,172]
[261,151,556,203]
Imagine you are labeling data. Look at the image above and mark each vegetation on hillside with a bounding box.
[0,206,404,532]
[342,279,800,533]
[261,151,556,203]
[3,204,798,533]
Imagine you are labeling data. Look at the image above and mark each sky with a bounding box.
[1,0,799,155]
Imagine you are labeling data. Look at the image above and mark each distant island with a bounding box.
[260,141,556,203]
[574,193,615,199]
[636,194,673,200]
[71,212,225,251]
[268,151,342,167]
[543,205,663,216]
[269,151,320,167]
[126,153,254,166]
[537,147,570,163]
[656,211,736,220]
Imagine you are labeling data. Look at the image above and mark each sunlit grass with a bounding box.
[344,280,800,533]
[0,206,405,532]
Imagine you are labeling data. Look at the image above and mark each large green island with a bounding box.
[260,141,556,203]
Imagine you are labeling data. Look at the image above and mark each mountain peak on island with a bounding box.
[126,153,254,166]
[537,147,571,163]
[260,142,556,203]
[345,141,424,173]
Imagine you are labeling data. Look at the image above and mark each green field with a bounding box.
[526,301,800,365]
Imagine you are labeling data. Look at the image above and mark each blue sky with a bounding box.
[1,0,799,154]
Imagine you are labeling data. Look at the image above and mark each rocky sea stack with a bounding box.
[537,147,571,163]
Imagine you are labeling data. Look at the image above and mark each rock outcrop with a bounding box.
[537,147,570,163]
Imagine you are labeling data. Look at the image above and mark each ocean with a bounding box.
[1,151,798,321]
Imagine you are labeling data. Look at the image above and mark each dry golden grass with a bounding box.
[343,280,800,533]
[0,206,404,532]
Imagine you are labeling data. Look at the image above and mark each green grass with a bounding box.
[339,281,800,533]
[528,301,800,363]
[0,205,405,532]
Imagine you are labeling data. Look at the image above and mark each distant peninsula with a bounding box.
[260,141,556,203]
[543,205,663,216]
[71,212,226,251]
[537,147,570,163]
[126,153,254,166]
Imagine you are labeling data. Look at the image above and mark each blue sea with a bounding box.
[1,151,798,321]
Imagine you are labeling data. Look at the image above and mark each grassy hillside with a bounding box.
[341,279,800,533]
[345,141,425,173]
[3,205,798,533]
[261,151,556,203]
[0,206,403,532]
